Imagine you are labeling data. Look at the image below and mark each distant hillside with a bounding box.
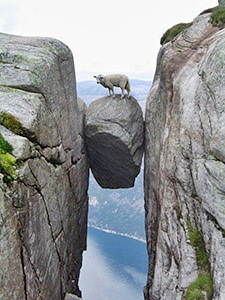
[88,168,145,240]
[77,79,152,111]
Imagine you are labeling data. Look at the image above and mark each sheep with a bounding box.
[93,74,131,99]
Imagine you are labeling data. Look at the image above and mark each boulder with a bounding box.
[85,95,144,188]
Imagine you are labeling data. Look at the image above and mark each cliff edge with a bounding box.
[144,13,225,300]
[0,33,88,300]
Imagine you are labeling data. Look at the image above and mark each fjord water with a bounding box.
[79,227,148,300]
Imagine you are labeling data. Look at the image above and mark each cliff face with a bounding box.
[1,11,225,300]
[0,33,88,299]
[144,13,225,300]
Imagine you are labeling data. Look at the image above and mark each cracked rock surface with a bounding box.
[144,14,225,300]
[85,95,144,188]
[0,33,88,300]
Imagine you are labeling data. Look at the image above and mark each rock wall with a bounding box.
[219,0,225,8]
[0,33,88,300]
[144,14,225,300]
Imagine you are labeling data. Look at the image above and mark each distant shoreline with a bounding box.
[88,225,146,244]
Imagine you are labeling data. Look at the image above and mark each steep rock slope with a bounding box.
[0,33,88,299]
[144,14,225,300]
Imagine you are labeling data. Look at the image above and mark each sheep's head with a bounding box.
[94,74,104,84]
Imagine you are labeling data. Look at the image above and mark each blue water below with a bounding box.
[79,227,148,300]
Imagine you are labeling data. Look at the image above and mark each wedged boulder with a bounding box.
[85,95,144,188]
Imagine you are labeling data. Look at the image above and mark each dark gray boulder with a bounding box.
[85,95,144,188]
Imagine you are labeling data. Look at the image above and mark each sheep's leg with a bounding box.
[120,86,125,99]
[112,88,115,97]
[107,84,115,97]
[125,81,131,98]
[111,85,115,98]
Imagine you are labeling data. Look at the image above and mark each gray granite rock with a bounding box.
[64,293,83,300]
[219,0,225,7]
[85,95,144,188]
[0,33,88,300]
[144,14,225,300]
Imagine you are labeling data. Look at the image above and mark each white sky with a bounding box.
[0,0,218,81]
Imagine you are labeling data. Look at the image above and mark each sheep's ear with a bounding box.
[93,75,97,78]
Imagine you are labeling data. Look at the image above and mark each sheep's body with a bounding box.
[94,74,131,98]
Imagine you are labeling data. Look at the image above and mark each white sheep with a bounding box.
[93,74,131,99]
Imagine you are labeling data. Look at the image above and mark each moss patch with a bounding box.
[184,274,213,300]
[0,134,17,183]
[160,23,192,45]
[0,133,13,154]
[0,112,24,135]
[187,218,210,271]
[183,218,213,300]
[210,8,225,28]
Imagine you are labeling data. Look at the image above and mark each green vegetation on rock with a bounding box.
[0,133,13,154]
[210,8,225,28]
[184,274,213,300]
[160,23,192,45]
[183,218,213,300]
[0,112,24,135]
[0,134,17,183]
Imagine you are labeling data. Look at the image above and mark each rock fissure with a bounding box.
[21,245,42,286]
[206,211,225,236]
[20,247,28,300]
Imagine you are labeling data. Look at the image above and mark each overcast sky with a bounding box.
[0,0,218,81]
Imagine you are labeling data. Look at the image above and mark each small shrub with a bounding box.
[0,112,23,135]
[183,218,213,300]
[0,152,17,182]
[0,133,17,183]
[210,8,225,28]
[187,218,210,271]
[160,23,192,45]
[0,133,13,154]
[184,274,213,300]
